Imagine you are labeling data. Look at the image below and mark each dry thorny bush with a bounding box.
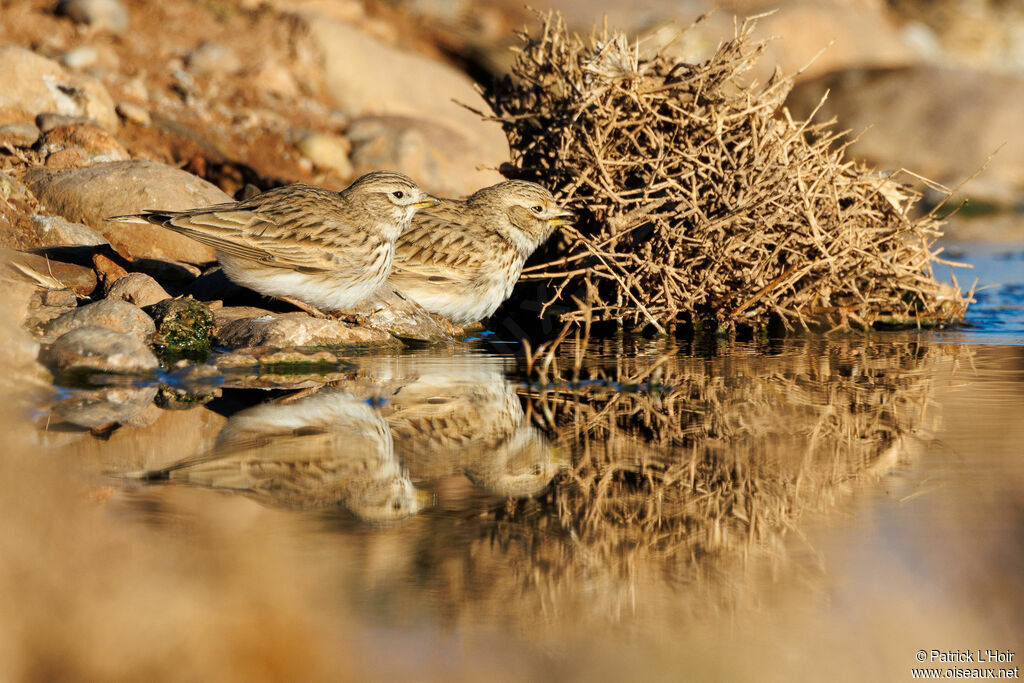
[463,337,961,620]
[482,12,970,333]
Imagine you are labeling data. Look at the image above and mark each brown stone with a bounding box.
[92,251,128,288]
[0,47,118,130]
[37,123,130,167]
[3,248,97,296]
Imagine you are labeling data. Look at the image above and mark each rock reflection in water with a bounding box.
[130,390,423,524]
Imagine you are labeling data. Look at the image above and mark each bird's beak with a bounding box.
[414,195,441,209]
[548,208,576,227]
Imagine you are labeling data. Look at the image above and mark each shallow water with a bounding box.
[8,242,1024,681]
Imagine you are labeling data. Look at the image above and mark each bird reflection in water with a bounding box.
[371,365,564,499]
[128,390,424,524]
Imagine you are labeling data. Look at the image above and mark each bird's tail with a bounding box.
[104,213,152,224]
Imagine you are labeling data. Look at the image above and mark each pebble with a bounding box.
[43,298,156,342]
[0,171,32,203]
[41,325,157,374]
[115,101,151,126]
[61,46,99,70]
[56,0,130,34]
[36,113,98,133]
[0,122,41,147]
[296,131,353,178]
[187,42,241,77]
[105,273,170,308]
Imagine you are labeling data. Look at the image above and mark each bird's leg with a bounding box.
[278,296,330,319]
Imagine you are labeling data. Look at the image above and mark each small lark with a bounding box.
[108,171,437,315]
[388,180,574,325]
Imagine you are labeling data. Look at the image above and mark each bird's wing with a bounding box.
[390,203,495,287]
[116,187,354,272]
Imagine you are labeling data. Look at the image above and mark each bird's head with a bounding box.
[344,171,439,238]
[469,180,575,253]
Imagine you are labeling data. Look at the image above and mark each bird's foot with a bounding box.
[279,296,330,319]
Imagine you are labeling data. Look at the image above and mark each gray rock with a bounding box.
[41,325,158,374]
[53,385,158,428]
[56,0,130,34]
[24,160,228,264]
[115,101,150,126]
[24,286,79,332]
[43,298,156,342]
[33,215,109,247]
[305,17,505,194]
[216,311,400,348]
[0,122,41,147]
[187,42,241,77]
[0,47,117,130]
[105,273,170,308]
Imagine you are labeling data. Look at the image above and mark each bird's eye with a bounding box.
[531,205,543,213]
[392,500,403,511]
[392,191,405,199]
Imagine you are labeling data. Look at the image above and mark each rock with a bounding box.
[32,288,78,308]
[296,131,353,178]
[216,310,400,348]
[115,101,150,126]
[187,42,242,77]
[24,160,228,264]
[37,123,130,166]
[56,0,130,34]
[105,273,170,308]
[251,59,301,99]
[3,248,97,295]
[786,66,1024,203]
[33,215,109,247]
[36,112,98,132]
[53,385,158,428]
[43,299,156,342]
[347,115,482,197]
[60,46,99,70]
[40,325,157,374]
[344,287,459,343]
[304,17,505,194]
[24,286,78,331]
[0,122,41,147]
[155,383,219,410]
[0,171,33,203]
[0,47,118,130]
[212,345,358,390]
[92,250,128,289]
[148,297,214,359]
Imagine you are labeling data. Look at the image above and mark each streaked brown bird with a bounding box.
[388,180,574,326]
[108,171,437,316]
[122,390,426,524]
[368,362,565,499]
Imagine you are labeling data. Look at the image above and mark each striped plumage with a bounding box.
[128,390,424,524]
[108,171,437,312]
[388,180,574,325]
